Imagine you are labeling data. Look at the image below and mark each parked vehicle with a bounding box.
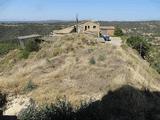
[101,34,111,41]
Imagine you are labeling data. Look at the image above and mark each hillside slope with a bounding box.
[0,34,160,105]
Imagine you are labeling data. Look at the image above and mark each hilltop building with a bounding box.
[77,21,100,36]
[53,21,115,37]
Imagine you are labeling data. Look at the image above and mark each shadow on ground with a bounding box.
[19,85,160,120]
[76,85,160,120]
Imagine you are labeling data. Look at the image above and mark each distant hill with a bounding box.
[100,21,160,36]
[1,20,160,42]
[0,20,73,24]
[0,23,62,42]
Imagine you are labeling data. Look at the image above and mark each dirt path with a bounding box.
[97,37,122,47]
[108,37,122,46]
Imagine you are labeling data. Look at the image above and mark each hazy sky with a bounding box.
[0,0,160,21]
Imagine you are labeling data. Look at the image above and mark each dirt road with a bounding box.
[97,37,122,47]
[108,37,122,46]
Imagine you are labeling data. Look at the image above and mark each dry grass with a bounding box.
[0,33,160,105]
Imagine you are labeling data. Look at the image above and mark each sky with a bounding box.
[0,0,160,21]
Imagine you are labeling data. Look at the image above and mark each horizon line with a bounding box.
[0,19,160,23]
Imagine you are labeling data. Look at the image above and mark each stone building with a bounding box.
[53,21,115,37]
[100,26,115,36]
[77,21,100,36]
[53,21,100,37]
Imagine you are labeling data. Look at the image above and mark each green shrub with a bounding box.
[19,103,37,120]
[25,40,40,52]
[0,43,17,56]
[152,62,160,74]
[23,80,37,93]
[0,92,7,108]
[98,54,106,61]
[126,36,150,59]
[19,49,30,59]
[114,27,124,36]
[19,40,40,59]
[89,57,96,65]
[19,98,75,120]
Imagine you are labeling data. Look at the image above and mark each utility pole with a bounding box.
[76,14,79,33]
